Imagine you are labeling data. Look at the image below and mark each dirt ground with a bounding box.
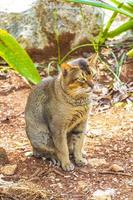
[0,72,133,200]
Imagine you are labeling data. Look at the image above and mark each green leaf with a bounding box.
[127,1,133,7]
[65,0,133,17]
[127,48,133,57]
[0,29,41,84]
[98,7,119,45]
[107,19,133,38]
[110,0,133,14]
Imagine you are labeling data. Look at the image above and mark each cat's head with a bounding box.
[60,58,94,99]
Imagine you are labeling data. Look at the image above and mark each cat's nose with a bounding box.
[87,80,94,88]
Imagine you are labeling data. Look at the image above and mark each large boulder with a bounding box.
[0,0,104,63]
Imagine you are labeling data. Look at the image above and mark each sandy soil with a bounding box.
[0,72,133,200]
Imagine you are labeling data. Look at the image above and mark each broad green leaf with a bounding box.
[65,0,133,17]
[0,29,41,84]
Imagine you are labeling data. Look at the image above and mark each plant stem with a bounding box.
[98,54,122,83]
[53,9,61,65]
[60,43,94,64]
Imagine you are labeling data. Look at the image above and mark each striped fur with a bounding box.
[25,58,93,171]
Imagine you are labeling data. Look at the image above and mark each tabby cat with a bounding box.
[25,58,93,171]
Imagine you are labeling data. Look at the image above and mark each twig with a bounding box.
[98,171,132,177]
[37,169,47,177]
[30,168,41,178]
[78,169,132,177]
[28,177,41,182]
[51,168,66,177]
[0,112,24,123]
[60,43,94,64]
[53,8,61,65]
[0,193,18,200]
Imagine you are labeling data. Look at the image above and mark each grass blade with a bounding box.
[110,0,133,14]
[65,0,133,17]
[107,19,133,38]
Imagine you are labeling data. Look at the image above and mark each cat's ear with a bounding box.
[61,63,72,76]
[61,63,80,76]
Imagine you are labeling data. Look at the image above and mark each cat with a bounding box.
[25,58,94,171]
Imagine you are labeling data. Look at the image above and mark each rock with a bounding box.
[0,164,17,176]
[0,0,103,63]
[0,174,14,186]
[0,147,9,165]
[88,158,107,167]
[93,189,116,200]
[109,164,124,172]
[25,151,33,157]
[127,179,133,186]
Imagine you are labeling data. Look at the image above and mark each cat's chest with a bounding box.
[67,107,88,131]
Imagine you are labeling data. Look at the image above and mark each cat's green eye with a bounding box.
[77,77,87,83]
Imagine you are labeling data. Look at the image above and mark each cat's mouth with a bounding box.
[74,86,92,96]
[85,87,92,93]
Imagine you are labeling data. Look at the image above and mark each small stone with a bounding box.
[127,179,133,186]
[88,158,107,167]
[109,164,124,172]
[0,147,9,165]
[1,164,17,176]
[25,151,33,157]
[93,189,116,200]
[126,147,130,152]
[57,182,63,189]
[83,52,90,58]
[77,181,88,192]
[113,144,118,151]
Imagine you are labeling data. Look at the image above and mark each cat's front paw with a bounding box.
[82,151,87,158]
[75,157,88,166]
[61,162,74,171]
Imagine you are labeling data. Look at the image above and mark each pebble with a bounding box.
[77,180,89,192]
[93,188,116,200]
[127,179,133,186]
[109,164,124,172]
[88,158,107,167]
[24,151,33,157]
[0,164,17,176]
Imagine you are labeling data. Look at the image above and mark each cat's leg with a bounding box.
[32,147,45,158]
[26,123,55,158]
[72,123,88,166]
[67,134,73,155]
[52,132,74,171]
[68,134,87,158]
